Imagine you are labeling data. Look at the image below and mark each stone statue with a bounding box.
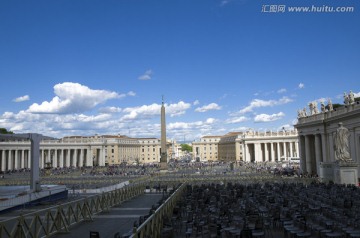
[297,109,302,118]
[313,102,319,114]
[328,99,333,111]
[309,101,319,115]
[309,102,314,115]
[333,122,351,162]
[302,107,307,117]
[349,90,355,104]
[298,108,307,118]
[320,101,326,113]
[344,92,350,105]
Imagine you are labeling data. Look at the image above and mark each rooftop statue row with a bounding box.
[297,90,355,119]
[297,98,333,118]
[343,90,355,105]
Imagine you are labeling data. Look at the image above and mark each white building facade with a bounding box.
[192,136,222,161]
[295,100,360,177]
[242,130,299,163]
[0,135,142,171]
[192,131,298,163]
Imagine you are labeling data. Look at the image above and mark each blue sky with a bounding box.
[0,0,359,141]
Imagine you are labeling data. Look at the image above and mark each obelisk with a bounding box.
[160,96,168,170]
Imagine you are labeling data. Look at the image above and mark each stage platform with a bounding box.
[0,185,68,213]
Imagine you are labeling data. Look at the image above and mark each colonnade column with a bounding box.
[73,149,77,167]
[295,142,299,158]
[59,149,64,168]
[254,143,261,162]
[349,129,356,162]
[314,134,322,175]
[21,150,25,168]
[329,133,335,162]
[99,147,105,166]
[264,143,269,162]
[8,150,13,170]
[66,149,70,167]
[299,136,306,173]
[270,143,274,162]
[28,151,31,169]
[305,135,312,175]
[1,150,5,172]
[86,149,92,166]
[53,149,58,168]
[78,149,83,167]
[14,150,19,170]
[41,149,45,169]
[290,142,293,158]
[284,142,287,160]
[321,134,327,162]
[277,143,280,161]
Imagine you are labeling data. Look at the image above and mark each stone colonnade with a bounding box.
[243,141,298,162]
[298,134,328,176]
[295,100,360,179]
[0,146,106,172]
[298,129,360,176]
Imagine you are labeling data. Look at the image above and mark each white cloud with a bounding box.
[167,101,192,117]
[318,98,327,103]
[138,69,153,80]
[354,91,360,97]
[27,82,121,114]
[230,126,249,132]
[98,107,122,113]
[277,88,287,94]
[195,103,222,112]
[220,94,228,100]
[254,112,285,122]
[225,116,249,124]
[13,95,30,102]
[168,122,191,130]
[278,124,294,131]
[121,101,191,121]
[168,118,215,130]
[193,100,200,105]
[238,96,293,114]
[206,118,216,124]
[220,0,230,6]
[298,83,305,89]
[127,91,136,96]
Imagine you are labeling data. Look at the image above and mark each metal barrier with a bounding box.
[130,182,186,238]
[0,183,145,238]
[149,173,316,186]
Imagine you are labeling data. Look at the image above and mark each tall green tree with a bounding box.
[181,144,192,152]
[0,128,14,134]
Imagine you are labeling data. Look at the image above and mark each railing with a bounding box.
[130,183,186,238]
[0,183,145,238]
[148,172,316,187]
[0,185,67,212]
[298,102,360,124]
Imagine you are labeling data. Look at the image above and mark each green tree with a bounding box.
[332,103,342,109]
[0,128,14,134]
[181,144,192,152]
